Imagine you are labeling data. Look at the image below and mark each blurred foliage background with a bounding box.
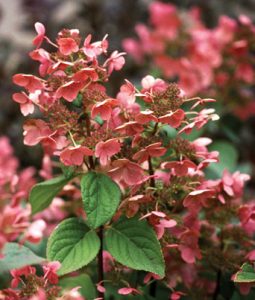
[0,0,254,171]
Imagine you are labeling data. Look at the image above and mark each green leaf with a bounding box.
[72,93,83,107]
[81,172,121,229]
[94,115,104,125]
[206,140,238,178]
[234,263,255,283]
[30,175,70,215]
[61,164,76,179]
[47,217,100,276]
[159,125,177,145]
[59,274,96,300]
[0,243,45,274]
[105,217,165,277]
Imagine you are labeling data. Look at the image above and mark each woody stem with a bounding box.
[213,233,223,300]
[84,112,95,169]
[148,156,157,297]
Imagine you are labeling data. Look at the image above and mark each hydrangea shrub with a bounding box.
[0,20,254,300]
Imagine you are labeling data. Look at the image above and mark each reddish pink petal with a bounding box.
[58,38,79,56]
[95,139,121,166]
[118,287,140,295]
[33,22,45,47]
[55,81,84,102]
[60,146,93,166]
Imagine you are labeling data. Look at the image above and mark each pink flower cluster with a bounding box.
[0,262,85,300]
[10,22,255,298]
[0,137,46,255]
[123,1,255,119]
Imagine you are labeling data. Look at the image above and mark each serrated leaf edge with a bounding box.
[81,172,121,229]
[46,218,100,276]
[105,219,165,278]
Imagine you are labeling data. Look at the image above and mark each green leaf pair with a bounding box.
[47,216,165,278]
[34,171,165,279]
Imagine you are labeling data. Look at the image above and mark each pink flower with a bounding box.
[108,159,145,186]
[179,109,219,134]
[246,249,255,261]
[61,287,84,300]
[29,289,47,300]
[72,68,98,83]
[115,121,144,136]
[96,281,106,293]
[83,34,108,59]
[239,203,255,235]
[235,63,254,83]
[55,81,84,102]
[0,205,30,243]
[183,189,215,213]
[91,98,119,121]
[43,261,61,284]
[133,142,166,163]
[223,170,250,198]
[104,50,126,74]
[149,1,179,32]
[190,98,216,110]
[12,92,35,116]
[140,211,177,239]
[170,291,186,300]
[103,251,114,272]
[159,109,185,127]
[29,49,52,77]
[33,22,46,48]
[162,159,197,176]
[122,38,144,63]
[95,138,121,166]
[11,266,36,288]
[24,220,46,244]
[57,38,79,56]
[155,170,171,185]
[178,231,201,264]
[118,287,141,295]
[143,272,161,284]
[156,219,177,239]
[117,80,139,114]
[192,109,219,129]
[23,120,52,146]
[60,145,93,166]
[13,74,43,93]
[141,75,167,101]
[39,154,52,180]
[135,110,158,124]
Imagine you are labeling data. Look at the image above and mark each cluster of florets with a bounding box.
[12,22,218,171]
[0,263,85,300]
[0,137,45,254]
[0,137,87,299]
[10,23,255,299]
[123,1,255,119]
[0,135,84,259]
